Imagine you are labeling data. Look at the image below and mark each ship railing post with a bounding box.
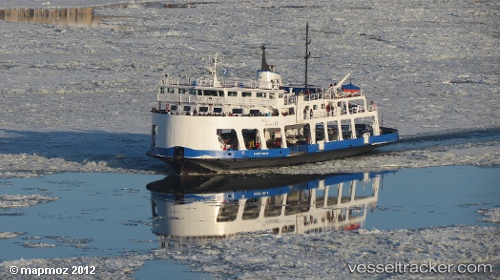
[337,120,343,140]
[337,182,343,205]
[323,185,329,208]
[350,180,356,202]
[350,119,356,139]
[236,199,246,221]
[259,197,267,219]
[280,193,288,216]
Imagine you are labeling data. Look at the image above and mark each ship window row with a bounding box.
[163,104,293,117]
[197,106,222,113]
[215,182,375,223]
[159,87,280,99]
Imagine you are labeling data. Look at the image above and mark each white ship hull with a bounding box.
[148,107,398,174]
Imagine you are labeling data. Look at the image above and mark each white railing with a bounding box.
[159,77,265,89]
[157,93,277,107]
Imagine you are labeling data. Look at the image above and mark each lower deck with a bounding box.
[148,127,399,174]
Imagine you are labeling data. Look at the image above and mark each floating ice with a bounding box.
[151,225,500,279]
[22,242,57,248]
[0,232,26,239]
[1,226,498,279]
[477,208,500,224]
[0,194,58,208]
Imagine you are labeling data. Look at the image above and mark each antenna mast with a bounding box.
[304,22,311,92]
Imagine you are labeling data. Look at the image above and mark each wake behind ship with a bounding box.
[147,24,399,175]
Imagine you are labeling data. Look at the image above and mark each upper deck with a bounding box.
[152,47,376,120]
[155,75,370,112]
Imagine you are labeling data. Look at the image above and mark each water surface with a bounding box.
[0,166,498,277]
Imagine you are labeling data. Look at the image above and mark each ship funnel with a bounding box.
[260,44,272,71]
[257,45,282,89]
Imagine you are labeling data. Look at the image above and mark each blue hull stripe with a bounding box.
[150,132,399,160]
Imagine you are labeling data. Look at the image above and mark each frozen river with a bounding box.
[0,0,499,278]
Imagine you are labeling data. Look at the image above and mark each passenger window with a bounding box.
[217,129,239,151]
[242,129,261,150]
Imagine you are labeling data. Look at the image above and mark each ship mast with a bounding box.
[304,22,311,92]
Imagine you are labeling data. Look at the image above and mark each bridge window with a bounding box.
[214,107,223,113]
[242,92,252,97]
[167,88,176,94]
[228,91,238,97]
[189,89,196,95]
[269,92,275,99]
[179,88,186,94]
[256,92,266,98]
[232,108,243,114]
[199,106,209,113]
[160,87,165,94]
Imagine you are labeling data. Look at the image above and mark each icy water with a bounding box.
[0,166,498,278]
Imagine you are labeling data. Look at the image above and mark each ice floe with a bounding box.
[477,208,500,224]
[0,225,498,279]
[0,232,26,240]
[0,194,58,208]
[154,225,500,279]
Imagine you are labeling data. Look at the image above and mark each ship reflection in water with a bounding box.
[147,172,388,247]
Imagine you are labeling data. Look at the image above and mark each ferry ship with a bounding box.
[148,24,399,175]
[147,172,383,246]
